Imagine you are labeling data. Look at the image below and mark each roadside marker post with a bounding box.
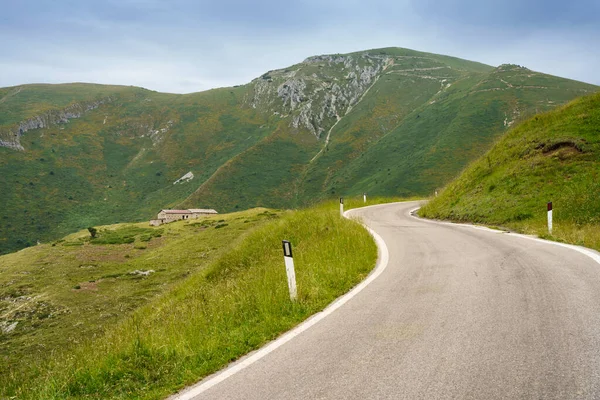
[340,197,344,216]
[363,193,367,203]
[282,240,297,301]
[435,190,438,197]
[547,202,553,234]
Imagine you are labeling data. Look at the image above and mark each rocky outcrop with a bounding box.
[173,171,194,184]
[137,119,174,146]
[0,138,24,151]
[248,52,390,138]
[0,98,111,150]
[277,79,307,109]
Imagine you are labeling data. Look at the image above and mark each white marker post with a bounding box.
[363,193,367,203]
[340,197,344,216]
[282,240,297,301]
[435,190,438,197]
[547,202,553,235]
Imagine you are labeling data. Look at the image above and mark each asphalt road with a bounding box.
[180,201,600,399]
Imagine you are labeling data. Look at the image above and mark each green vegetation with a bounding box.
[182,50,597,211]
[0,48,597,255]
[1,209,275,393]
[0,83,137,126]
[88,225,163,245]
[1,203,377,399]
[0,83,270,254]
[420,92,600,251]
[306,63,596,201]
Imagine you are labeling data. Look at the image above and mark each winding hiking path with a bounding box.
[175,201,600,399]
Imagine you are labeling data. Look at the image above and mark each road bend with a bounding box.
[181,201,600,399]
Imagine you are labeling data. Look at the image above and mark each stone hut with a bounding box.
[150,208,218,226]
[188,209,218,217]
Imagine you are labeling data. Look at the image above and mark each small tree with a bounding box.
[88,227,97,238]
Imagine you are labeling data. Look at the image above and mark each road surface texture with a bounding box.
[180,201,600,399]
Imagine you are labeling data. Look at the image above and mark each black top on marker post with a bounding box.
[282,240,293,258]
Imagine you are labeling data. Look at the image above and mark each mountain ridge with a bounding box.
[0,47,597,254]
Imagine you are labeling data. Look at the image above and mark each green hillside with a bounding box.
[420,92,600,251]
[0,84,273,254]
[0,47,597,254]
[0,209,272,381]
[0,203,376,399]
[296,63,596,200]
[163,51,596,210]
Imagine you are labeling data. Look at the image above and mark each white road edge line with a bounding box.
[409,206,600,267]
[170,205,390,399]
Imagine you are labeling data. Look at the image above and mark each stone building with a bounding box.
[150,208,218,226]
[188,209,219,217]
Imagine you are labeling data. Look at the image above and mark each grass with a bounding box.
[88,226,163,245]
[1,202,377,399]
[0,209,276,390]
[295,54,596,203]
[420,92,600,251]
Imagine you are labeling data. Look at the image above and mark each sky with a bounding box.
[1,0,599,93]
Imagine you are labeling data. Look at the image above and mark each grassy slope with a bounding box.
[297,55,460,201]
[0,84,273,254]
[1,203,377,399]
[315,65,596,199]
[420,92,600,250]
[194,53,596,212]
[0,83,138,126]
[180,122,321,211]
[0,209,278,386]
[194,48,496,208]
[346,47,494,73]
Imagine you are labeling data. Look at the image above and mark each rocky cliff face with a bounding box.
[0,98,110,150]
[248,53,391,138]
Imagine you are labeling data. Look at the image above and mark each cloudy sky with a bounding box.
[1,0,599,93]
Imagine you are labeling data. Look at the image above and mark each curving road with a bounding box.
[176,201,600,399]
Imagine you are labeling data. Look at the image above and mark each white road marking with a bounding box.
[170,205,390,400]
[409,206,600,267]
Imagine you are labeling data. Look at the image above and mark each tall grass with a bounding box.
[420,92,600,251]
[3,204,377,399]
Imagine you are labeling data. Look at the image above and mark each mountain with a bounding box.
[420,92,600,251]
[0,47,597,254]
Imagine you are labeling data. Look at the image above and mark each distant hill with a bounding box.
[0,47,597,254]
[420,92,600,251]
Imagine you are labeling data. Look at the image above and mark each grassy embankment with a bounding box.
[1,202,377,399]
[420,92,600,251]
